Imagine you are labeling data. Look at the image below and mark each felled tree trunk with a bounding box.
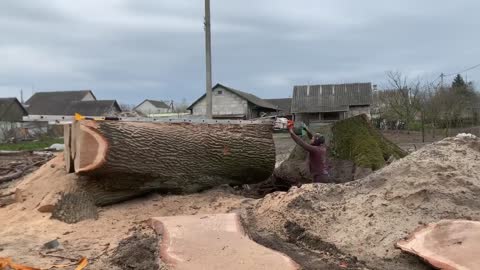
[64,120,275,206]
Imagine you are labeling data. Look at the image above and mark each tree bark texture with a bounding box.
[65,120,275,205]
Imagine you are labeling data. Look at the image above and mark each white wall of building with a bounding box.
[348,106,371,119]
[191,87,248,116]
[136,101,169,115]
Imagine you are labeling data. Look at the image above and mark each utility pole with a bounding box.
[204,0,213,119]
[20,89,24,103]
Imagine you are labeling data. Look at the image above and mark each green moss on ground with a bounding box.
[331,115,406,170]
[0,137,63,151]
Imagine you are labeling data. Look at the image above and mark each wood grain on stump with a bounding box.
[396,220,480,270]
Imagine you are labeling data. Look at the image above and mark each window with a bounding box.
[322,112,341,121]
[216,90,223,95]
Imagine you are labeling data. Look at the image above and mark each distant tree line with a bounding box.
[374,71,479,139]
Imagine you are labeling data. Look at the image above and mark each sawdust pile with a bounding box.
[246,134,480,270]
[0,155,252,269]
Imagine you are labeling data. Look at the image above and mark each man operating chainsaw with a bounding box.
[287,121,329,183]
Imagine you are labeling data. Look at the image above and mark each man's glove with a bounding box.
[287,120,294,130]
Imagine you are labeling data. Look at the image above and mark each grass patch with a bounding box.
[0,137,63,151]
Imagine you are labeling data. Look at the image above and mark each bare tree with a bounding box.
[432,81,477,136]
[174,98,189,114]
[380,71,422,132]
[119,103,135,112]
[422,82,442,138]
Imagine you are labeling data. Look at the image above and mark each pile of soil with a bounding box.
[245,134,480,270]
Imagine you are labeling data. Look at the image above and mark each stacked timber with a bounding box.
[63,120,275,206]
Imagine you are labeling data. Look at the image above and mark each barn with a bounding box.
[291,83,372,123]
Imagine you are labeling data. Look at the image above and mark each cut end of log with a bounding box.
[396,220,480,270]
[63,124,74,173]
[73,121,108,173]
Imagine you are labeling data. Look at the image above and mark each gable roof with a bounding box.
[65,100,121,116]
[291,83,372,113]
[25,90,95,115]
[0,98,28,121]
[264,98,292,114]
[135,99,170,110]
[187,84,277,111]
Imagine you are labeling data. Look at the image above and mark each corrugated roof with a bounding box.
[188,84,277,111]
[135,99,170,110]
[25,90,95,115]
[264,98,292,114]
[65,100,121,116]
[291,83,372,113]
[0,98,28,121]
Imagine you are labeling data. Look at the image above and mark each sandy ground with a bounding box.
[0,155,253,269]
[0,134,293,269]
[2,133,478,270]
[247,134,480,270]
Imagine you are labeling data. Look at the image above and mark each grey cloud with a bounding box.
[0,0,479,105]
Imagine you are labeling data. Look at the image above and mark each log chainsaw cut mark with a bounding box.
[396,220,480,270]
[74,121,108,174]
[150,213,299,270]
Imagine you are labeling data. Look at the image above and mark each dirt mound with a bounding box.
[246,134,480,269]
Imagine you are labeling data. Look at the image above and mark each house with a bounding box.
[65,100,121,116]
[291,83,372,123]
[0,98,29,142]
[0,98,28,122]
[134,99,171,116]
[264,98,292,118]
[25,90,96,115]
[24,90,120,117]
[187,84,278,119]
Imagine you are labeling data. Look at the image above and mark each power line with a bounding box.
[443,63,480,77]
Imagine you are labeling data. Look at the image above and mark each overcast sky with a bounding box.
[1,0,479,105]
